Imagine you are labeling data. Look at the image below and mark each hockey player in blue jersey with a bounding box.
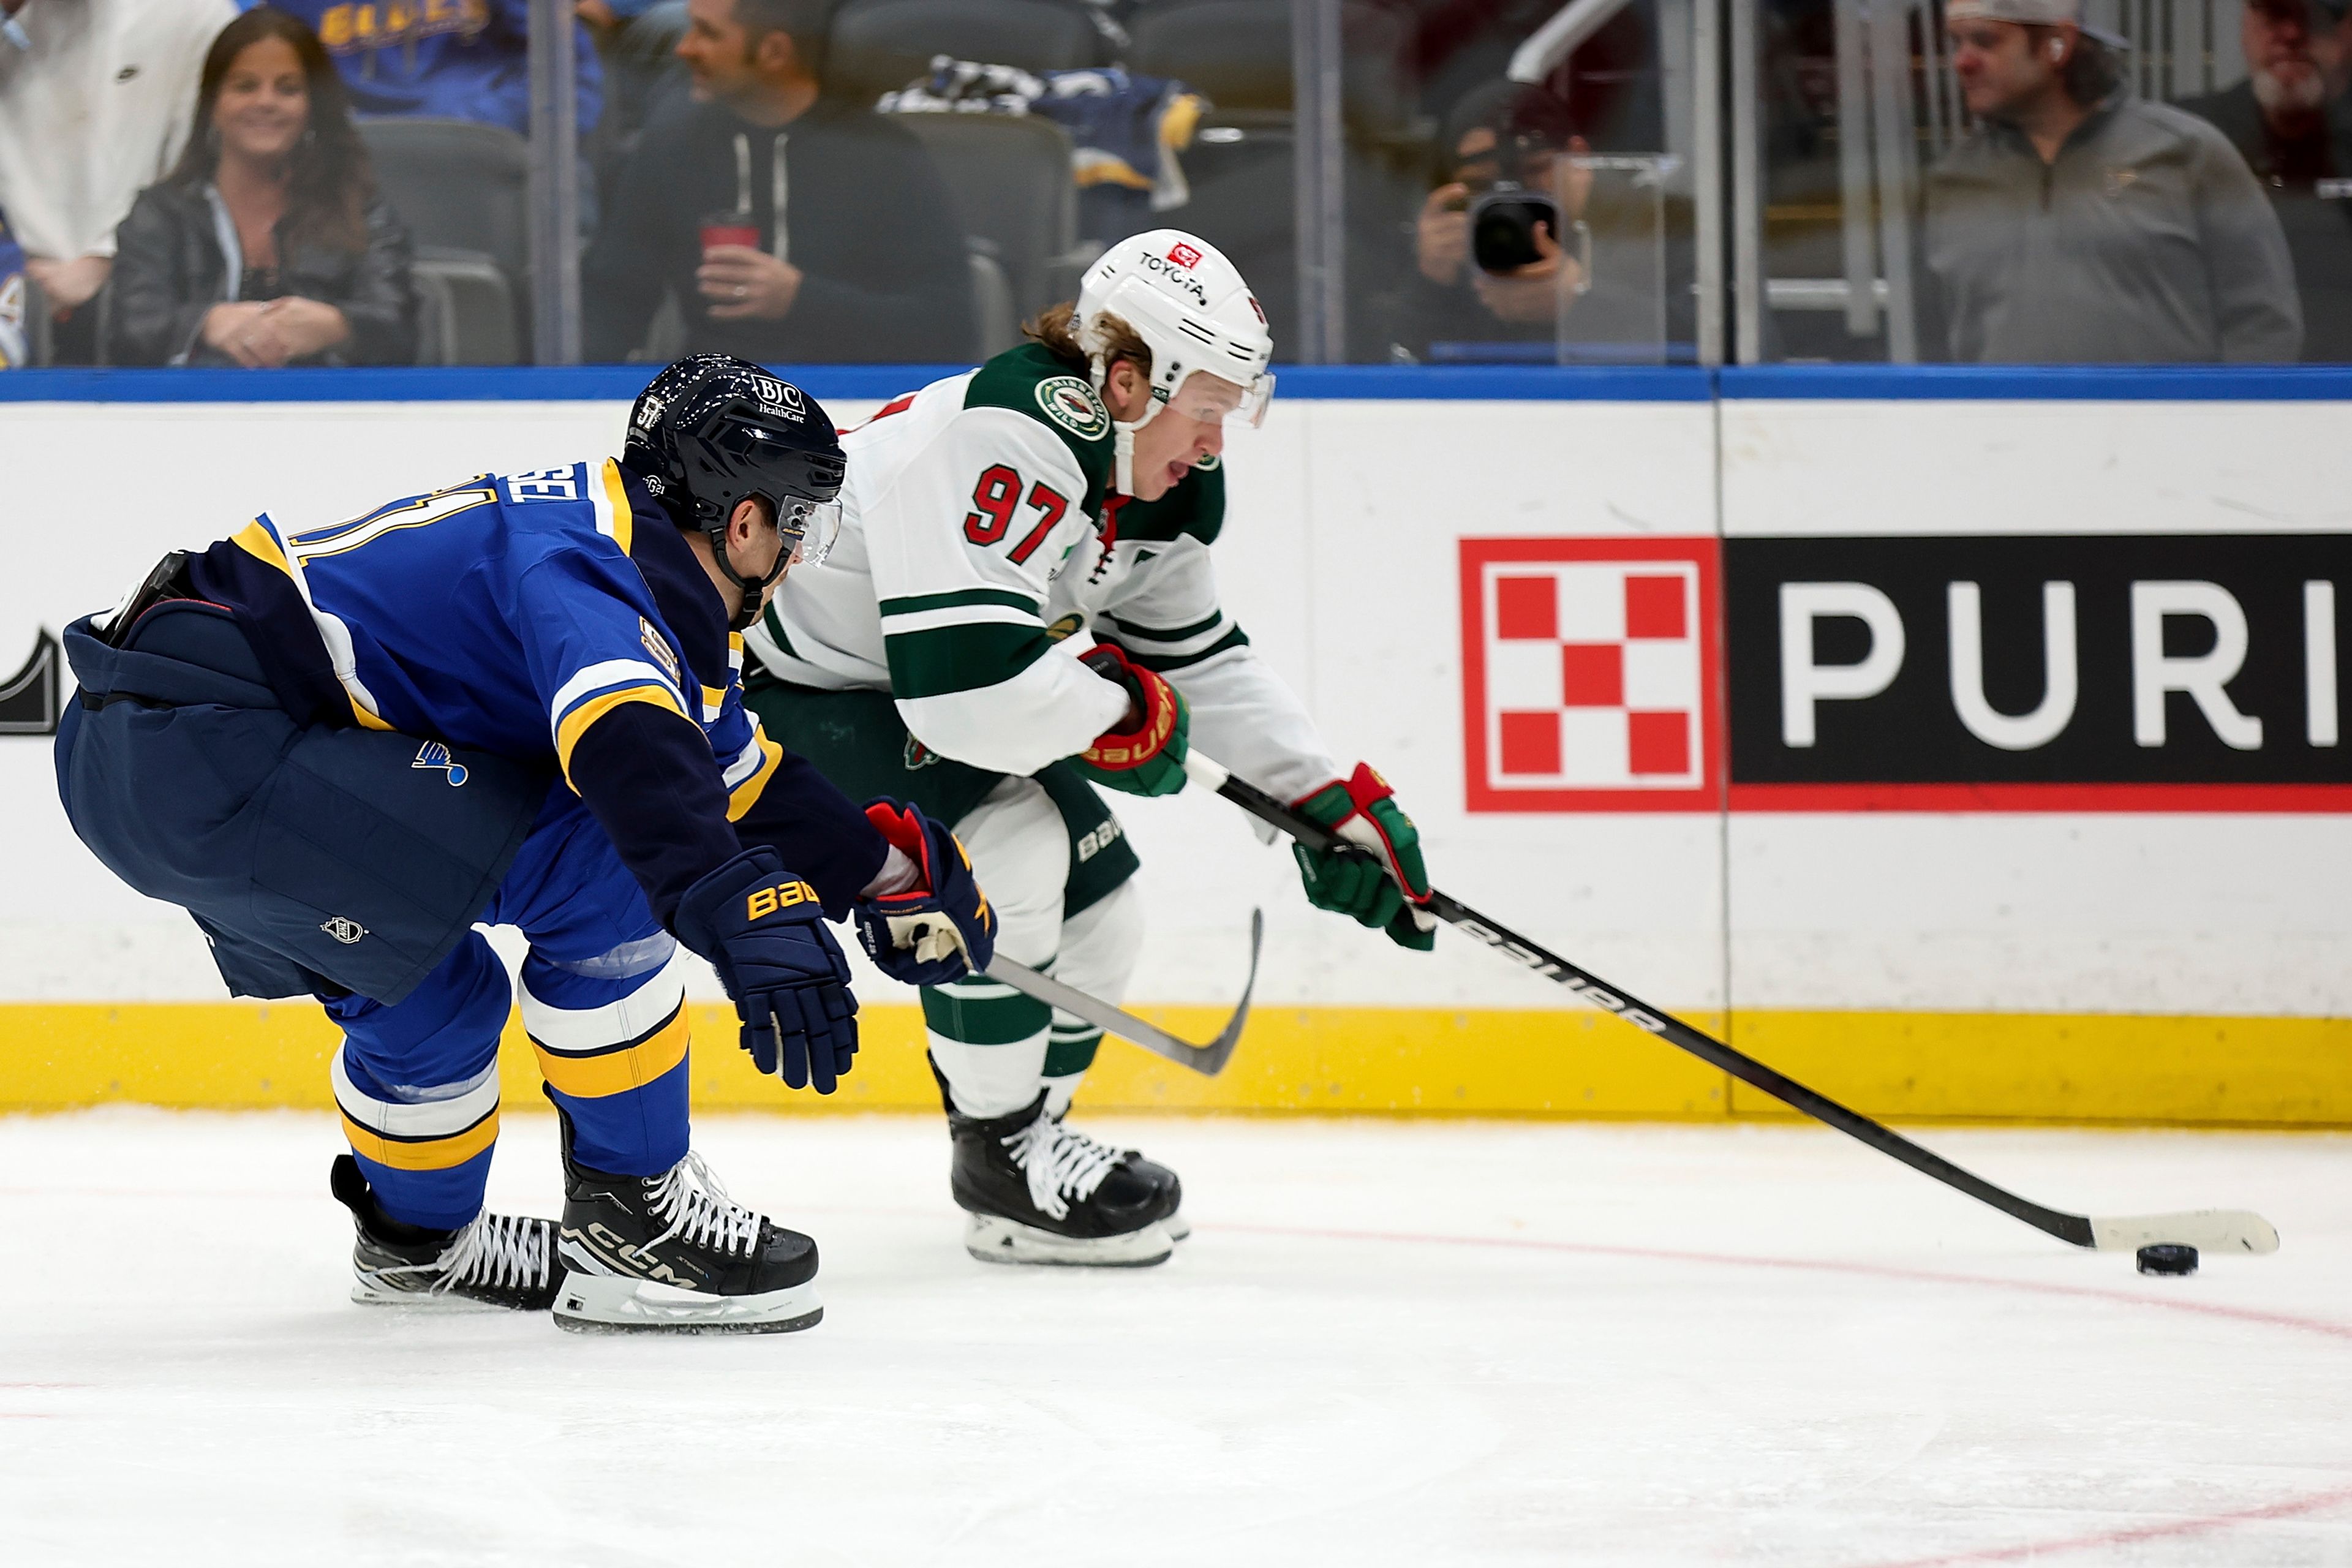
[54,355,995,1333]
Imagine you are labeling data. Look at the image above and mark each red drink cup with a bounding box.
[700,214,760,255]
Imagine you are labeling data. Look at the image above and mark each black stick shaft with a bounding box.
[1215,769,2097,1249]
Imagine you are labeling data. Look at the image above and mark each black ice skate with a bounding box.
[1123,1142,1188,1243]
[941,1069,1180,1267]
[330,1154,562,1312]
[549,1105,821,1334]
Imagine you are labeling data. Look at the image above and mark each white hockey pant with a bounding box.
[924,775,1144,1120]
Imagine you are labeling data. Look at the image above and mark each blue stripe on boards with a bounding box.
[7,362,2348,404]
[0,363,1717,404]
[1719,364,2352,402]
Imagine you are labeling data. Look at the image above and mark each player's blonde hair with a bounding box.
[1025,303,1153,379]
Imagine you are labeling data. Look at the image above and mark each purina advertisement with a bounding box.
[1724,534,2348,810]
[1461,532,2348,813]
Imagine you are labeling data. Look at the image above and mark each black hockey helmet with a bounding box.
[622,355,847,629]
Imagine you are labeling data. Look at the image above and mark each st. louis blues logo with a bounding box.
[412,741,469,786]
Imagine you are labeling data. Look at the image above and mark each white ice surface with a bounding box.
[4,1111,2351,1567]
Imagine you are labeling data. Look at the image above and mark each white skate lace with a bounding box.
[645,1152,762,1257]
[1003,1112,1125,1221]
[377,1210,549,1294]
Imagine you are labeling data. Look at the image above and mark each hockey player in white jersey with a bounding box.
[742,230,1437,1265]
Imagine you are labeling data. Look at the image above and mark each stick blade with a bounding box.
[1186,908,1264,1077]
[2089,1210,2280,1254]
[978,910,1264,1079]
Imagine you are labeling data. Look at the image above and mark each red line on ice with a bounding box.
[1850,1483,2352,1567]
[1210,1221,2352,1344]
[1212,1221,2352,1563]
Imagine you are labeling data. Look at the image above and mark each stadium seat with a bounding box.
[826,0,1110,102]
[1172,123,1300,348]
[895,111,1085,320]
[967,240,1020,358]
[20,270,51,368]
[356,118,532,351]
[410,248,519,366]
[1126,0,1418,136]
[1175,123,1420,360]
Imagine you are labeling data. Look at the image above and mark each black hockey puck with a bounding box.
[2136,1244,2199,1276]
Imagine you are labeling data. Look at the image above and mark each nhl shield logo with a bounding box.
[320,916,368,946]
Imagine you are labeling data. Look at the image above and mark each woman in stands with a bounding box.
[108,6,415,369]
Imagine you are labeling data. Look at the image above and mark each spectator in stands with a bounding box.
[1923,0,2302,361]
[0,0,239,363]
[260,0,601,139]
[0,203,28,368]
[2182,0,2352,360]
[581,0,968,363]
[579,0,693,146]
[1400,81,1592,359]
[108,6,417,368]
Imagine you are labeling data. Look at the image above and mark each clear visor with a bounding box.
[775,494,844,568]
[1164,369,1277,429]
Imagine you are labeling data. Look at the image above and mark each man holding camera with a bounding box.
[1404,81,1593,359]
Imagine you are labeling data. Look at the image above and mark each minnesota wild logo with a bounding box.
[904,734,940,771]
[1035,376,1109,440]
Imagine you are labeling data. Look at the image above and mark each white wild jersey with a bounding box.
[744,343,1336,797]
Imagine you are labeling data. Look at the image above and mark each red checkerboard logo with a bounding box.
[1460,537,1722,812]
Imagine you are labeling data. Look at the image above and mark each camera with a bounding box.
[1469,182,1562,273]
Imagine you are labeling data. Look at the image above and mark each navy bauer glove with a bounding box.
[854,801,997,986]
[674,846,859,1093]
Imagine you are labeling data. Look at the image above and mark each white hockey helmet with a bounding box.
[1076,228,1276,494]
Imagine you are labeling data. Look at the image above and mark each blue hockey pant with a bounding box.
[326,790,690,1230]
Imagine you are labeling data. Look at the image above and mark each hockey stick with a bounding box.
[977,909,1264,1078]
[1183,752,2279,1257]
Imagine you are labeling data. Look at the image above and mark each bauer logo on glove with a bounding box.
[745,879,817,920]
[854,801,997,987]
[1073,643,1189,797]
[674,847,861,1093]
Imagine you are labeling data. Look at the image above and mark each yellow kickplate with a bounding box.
[1,1002,2346,1127]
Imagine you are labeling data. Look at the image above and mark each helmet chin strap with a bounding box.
[1091,355,1167,497]
[706,521,790,633]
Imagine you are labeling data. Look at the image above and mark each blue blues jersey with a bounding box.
[181,459,884,924]
[256,0,601,138]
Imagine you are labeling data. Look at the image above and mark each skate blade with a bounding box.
[963,1212,1174,1268]
[1165,1211,1191,1244]
[350,1279,518,1311]
[551,1270,823,1335]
